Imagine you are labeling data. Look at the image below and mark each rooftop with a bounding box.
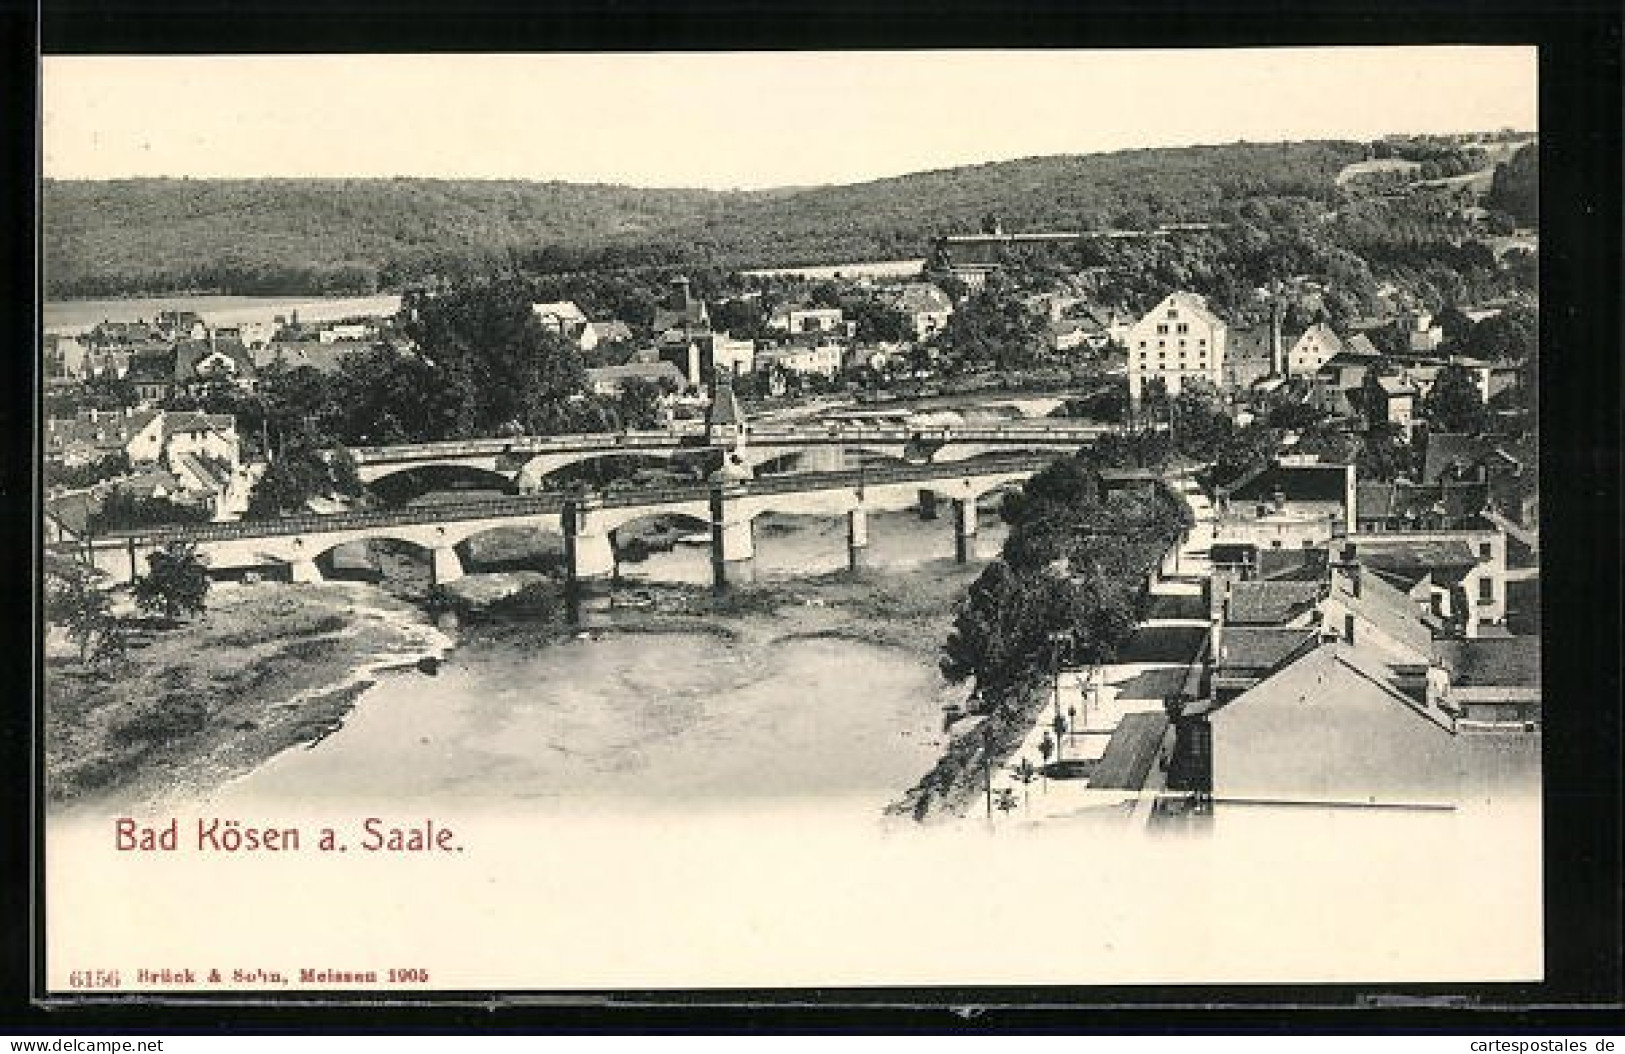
[1435,637,1541,689]
[1225,580,1324,625]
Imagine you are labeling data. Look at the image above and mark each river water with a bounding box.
[211,502,1008,816]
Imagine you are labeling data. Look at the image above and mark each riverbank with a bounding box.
[44,582,450,811]
[46,558,986,813]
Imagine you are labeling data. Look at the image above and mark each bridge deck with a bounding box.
[347,422,1122,463]
[57,454,1063,551]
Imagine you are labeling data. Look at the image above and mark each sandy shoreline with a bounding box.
[45,582,454,814]
[46,562,984,814]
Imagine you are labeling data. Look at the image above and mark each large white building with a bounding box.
[1126,291,1228,402]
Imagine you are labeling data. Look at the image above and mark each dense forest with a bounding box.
[44,140,1373,298]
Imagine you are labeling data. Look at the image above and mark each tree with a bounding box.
[1486,144,1538,227]
[132,541,210,622]
[86,488,212,535]
[1357,421,1415,483]
[1422,363,1490,434]
[44,555,119,666]
[613,379,671,431]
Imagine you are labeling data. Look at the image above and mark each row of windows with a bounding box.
[1138,338,1207,349]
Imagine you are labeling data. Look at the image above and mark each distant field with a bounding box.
[1334,158,1424,187]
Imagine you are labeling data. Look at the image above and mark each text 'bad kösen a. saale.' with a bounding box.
[114,817,462,853]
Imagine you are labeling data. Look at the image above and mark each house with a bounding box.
[251,340,362,376]
[1223,323,1279,390]
[1355,480,1490,533]
[768,304,845,336]
[1210,625,1318,702]
[1213,460,1357,555]
[319,322,376,344]
[1432,637,1541,727]
[584,320,635,349]
[1370,375,1418,433]
[1345,332,1384,359]
[1420,431,1536,527]
[887,283,955,341]
[756,341,843,383]
[1047,319,1093,353]
[154,310,206,342]
[43,408,166,466]
[173,336,257,394]
[651,276,711,341]
[1341,530,1507,635]
[1403,310,1445,353]
[1205,643,1462,805]
[85,319,161,350]
[1284,321,1345,377]
[237,319,277,349]
[531,301,596,351]
[126,349,179,404]
[1125,291,1227,402]
[43,334,88,380]
[163,411,241,469]
[584,360,687,398]
[706,333,756,378]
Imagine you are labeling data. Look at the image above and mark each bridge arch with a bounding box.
[363,462,518,505]
[515,448,701,492]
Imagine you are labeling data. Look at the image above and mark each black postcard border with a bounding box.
[6,0,1622,1034]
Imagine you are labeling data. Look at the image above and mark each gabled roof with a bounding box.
[252,340,360,375]
[1209,643,1462,802]
[1329,564,1434,657]
[585,361,686,387]
[1292,321,1344,353]
[1152,291,1225,330]
[1225,580,1324,625]
[1352,538,1482,586]
[1226,461,1350,504]
[707,380,746,427]
[1216,626,1319,672]
[531,301,588,325]
[1087,711,1169,791]
[171,450,231,492]
[1377,375,1416,395]
[1345,333,1383,358]
[164,411,236,439]
[586,320,634,343]
[890,283,953,315]
[174,337,255,382]
[126,349,176,384]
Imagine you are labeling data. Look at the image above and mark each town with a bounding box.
[42,130,1540,829]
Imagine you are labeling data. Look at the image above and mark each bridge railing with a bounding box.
[349,422,1117,463]
[64,493,571,549]
[55,454,1065,554]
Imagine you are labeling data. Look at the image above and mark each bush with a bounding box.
[108,693,208,747]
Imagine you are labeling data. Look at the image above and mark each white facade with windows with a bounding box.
[1126,291,1227,401]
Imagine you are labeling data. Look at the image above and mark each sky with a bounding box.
[42,48,1537,190]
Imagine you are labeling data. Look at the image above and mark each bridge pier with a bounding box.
[709,485,756,592]
[847,506,870,573]
[430,546,465,586]
[917,489,939,521]
[289,557,323,584]
[953,498,978,564]
[564,496,616,620]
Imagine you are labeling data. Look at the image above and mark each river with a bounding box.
[43,293,402,334]
[208,500,1008,816]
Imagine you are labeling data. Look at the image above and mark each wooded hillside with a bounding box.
[45,140,1368,298]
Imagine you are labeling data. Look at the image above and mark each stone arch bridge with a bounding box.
[59,455,1056,597]
[345,421,1120,496]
